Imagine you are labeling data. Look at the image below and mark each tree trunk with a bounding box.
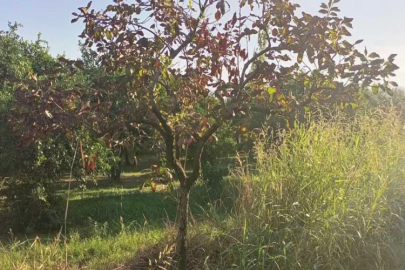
[177,185,190,270]
[110,161,122,183]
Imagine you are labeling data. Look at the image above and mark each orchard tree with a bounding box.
[0,24,116,230]
[10,0,398,268]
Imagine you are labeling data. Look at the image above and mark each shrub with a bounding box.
[202,162,229,199]
[199,124,236,196]
[3,138,69,232]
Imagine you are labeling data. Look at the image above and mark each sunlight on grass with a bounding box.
[0,227,167,270]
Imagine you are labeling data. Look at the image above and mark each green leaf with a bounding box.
[386,88,394,96]
[350,103,358,109]
[297,51,303,63]
[267,87,276,95]
[267,87,277,102]
[371,84,379,94]
[304,77,310,86]
[106,30,112,40]
[388,54,397,61]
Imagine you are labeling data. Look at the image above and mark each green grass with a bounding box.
[0,181,172,269]
[0,174,212,269]
[0,226,168,270]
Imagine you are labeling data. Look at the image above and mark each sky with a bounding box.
[1,0,404,86]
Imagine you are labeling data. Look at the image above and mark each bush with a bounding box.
[199,124,236,196]
[5,179,63,233]
[2,135,74,232]
[202,162,229,199]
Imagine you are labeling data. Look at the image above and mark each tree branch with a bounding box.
[169,0,208,59]
[240,46,279,87]
[237,45,286,101]
[187,122,222,189]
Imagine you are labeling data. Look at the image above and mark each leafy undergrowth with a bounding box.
[2,108,405,269]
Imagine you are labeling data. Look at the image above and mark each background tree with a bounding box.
[0,23,67,231]
[0,24,115,232]
[10,0,398,268]
[0,23,55,176]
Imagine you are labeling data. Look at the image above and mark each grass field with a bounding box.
[0,169,213,269]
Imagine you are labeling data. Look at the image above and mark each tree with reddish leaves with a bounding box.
[10,0,399,268]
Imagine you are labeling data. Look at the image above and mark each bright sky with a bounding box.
[1,0,404,86]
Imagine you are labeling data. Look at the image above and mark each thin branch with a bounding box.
[175,133,181,160]
[240,46,284,88]
[169,0,208,58]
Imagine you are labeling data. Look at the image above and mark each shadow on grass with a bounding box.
[1,158,237,242]
[66,189,178,231]
[63,181,235,237]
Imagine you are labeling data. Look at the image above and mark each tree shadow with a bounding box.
[61,181,227,237]
[66,189,178,232]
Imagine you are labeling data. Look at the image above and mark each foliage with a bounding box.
[0,22,56,177]
[3,136,70,232]
[0,23,64,231]
[359,87,405,113]
[162,108,405,270]
[0,24,115,231]
[3,107,405,269]
[201,162,229,198]
[11,0,399,182]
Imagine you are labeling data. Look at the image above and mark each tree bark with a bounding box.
[177,185,190,270]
